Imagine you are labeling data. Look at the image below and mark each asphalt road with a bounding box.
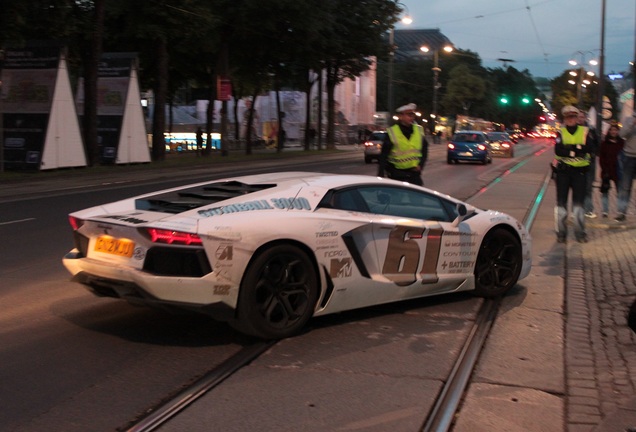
[0,139,551,431]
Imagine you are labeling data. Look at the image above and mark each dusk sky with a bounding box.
[396,0,635,80]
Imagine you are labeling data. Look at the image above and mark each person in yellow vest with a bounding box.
[377,103,428,186]
[553,105,594,243]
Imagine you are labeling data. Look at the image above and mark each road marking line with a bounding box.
[0,217,36,226]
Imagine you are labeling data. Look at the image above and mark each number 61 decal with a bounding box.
[382,226,443,286]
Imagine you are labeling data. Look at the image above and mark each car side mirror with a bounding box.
[452,203,475,227]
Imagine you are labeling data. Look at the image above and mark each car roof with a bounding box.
[132,172,460,216]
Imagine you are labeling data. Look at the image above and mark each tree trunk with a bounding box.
[151,38,168,161]
[304,70,316,151]
[83,0,105,167]
[275,88,283,153]
[245,90,259,155]
[204,83,214,156]
[325,65,337,150]
[317,68,323,151]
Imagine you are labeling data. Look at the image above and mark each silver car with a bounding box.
[363,131,387,164]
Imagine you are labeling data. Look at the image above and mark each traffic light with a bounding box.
[500,96,509,104]
[522,97,530,104]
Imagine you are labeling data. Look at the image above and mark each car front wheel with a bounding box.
[473,228,522,297]
[232,244,319,339]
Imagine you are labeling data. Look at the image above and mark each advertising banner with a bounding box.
[1,46,59,170]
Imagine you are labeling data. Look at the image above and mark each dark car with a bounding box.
[363,131,387,164]
[486,132,515,158]
[447,131,492,165]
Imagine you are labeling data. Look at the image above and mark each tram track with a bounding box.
[123,149,552,432]
[422,153,552,432]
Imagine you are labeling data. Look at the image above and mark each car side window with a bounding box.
[357,186,452,222]
[319,188,370,212]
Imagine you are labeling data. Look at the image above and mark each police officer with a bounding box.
[553,105,595,243]
[377,103,428,186]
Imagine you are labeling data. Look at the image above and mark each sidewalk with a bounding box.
[457,147,636,431]
[568,189,636,432]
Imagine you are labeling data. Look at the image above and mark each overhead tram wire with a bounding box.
[523,0,552,77]
[422,0,559,27]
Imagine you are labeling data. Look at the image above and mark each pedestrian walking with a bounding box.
[578,111,599,218]
[552,105,595,243]
[615,115,636,222]
[598,123,624,218]
[377,103,428,186]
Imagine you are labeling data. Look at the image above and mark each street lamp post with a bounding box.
[387,5,412,116]
[432,50,441,126]
[568,50,599,111]
[596,0,606,134]
[420,45,453,137]
[388,28,395,116]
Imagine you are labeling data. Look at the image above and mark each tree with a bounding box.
[441,64,486,116]
[318,0,399,148]
[488,66,541,129]
[77,0,105,167]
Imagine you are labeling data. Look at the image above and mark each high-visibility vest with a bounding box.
[387,124,422,169]
[555,126,591,168]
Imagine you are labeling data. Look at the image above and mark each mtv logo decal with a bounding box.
[216,245,233,260]
[330,258,352,278]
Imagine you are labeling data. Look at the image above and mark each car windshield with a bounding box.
[453,133,485,143]
[487,133,509,141]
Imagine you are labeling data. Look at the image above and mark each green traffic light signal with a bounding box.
[500,97,508,104]
[522,97,530,104]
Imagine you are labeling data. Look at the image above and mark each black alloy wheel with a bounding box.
[233,244,319,339]
[473,228,522,297]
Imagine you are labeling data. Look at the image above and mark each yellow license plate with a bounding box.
[94,235,135,258]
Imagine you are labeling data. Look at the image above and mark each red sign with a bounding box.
[217,77,232,101]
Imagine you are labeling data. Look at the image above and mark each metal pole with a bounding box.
[432,50,441,134]
[577,65,584,109]
[596,0,606,133]
[388,27,395,116]
[633,0,636,105]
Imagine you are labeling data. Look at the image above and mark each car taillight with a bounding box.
[502,142,511,148]
[69,216,84,230]
[146,228,203,245]
[448,143,455,150]
[477,144,487,151]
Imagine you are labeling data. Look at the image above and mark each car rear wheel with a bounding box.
[365,156,372,164]
[473,228,522,298]
[447,157,454,164]
[232,244,319,339]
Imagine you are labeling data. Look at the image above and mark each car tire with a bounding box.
[365,156,372,164]
[473,228,522,298]
[447,157,454,164]
[232,244,319,339]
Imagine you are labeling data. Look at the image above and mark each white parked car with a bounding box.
[63,172,532,339]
